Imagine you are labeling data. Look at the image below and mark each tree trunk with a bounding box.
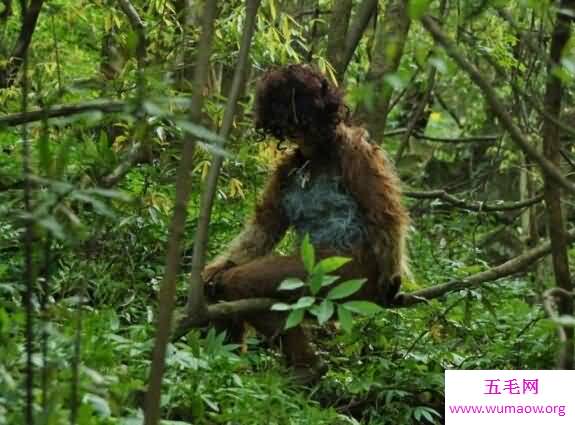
[542,0,574,370]
[326,0,353,80]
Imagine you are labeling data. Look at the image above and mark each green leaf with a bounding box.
[337,305,353,333]
[321,275,340,287]
[408,0,432,19]
[342,301,384,316]
[316,300,335,325]
[278,278,305,291]
[284,309,304,330]
[271,303,292,311]
[326,279,366,300]
[37,216,65,240]
[300,234,315,273]
[293,296,315,309]
[313,257,350,274]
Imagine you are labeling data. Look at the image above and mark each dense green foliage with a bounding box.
[1,0,574,424]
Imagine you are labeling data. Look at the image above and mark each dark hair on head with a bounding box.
[254,64,349,145]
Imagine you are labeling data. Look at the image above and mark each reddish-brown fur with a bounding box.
[202,64,410,378]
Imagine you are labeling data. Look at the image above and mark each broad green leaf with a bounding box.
[284,309,304,330]
[408,0,432,19]
[316,300,335,325]
[326,279,366,300]
[301,234,315,273]
[271,303,292,311]
[342,301,384,316]
[293,296,315,309]
[278,278,305,291]
[337,305,353,333]
[313,256,350,274]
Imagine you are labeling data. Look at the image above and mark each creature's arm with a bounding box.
[202,156,292,280]
[339,127,410,302]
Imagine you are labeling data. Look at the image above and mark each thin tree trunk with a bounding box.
[19,4,35,422]
[357,0,411,141]
[542,0,574,370]
[144,2,218,424]
[0,0,44,88]
[185,0,261,320]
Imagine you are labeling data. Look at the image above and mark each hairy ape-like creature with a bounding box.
[202,64,410,383]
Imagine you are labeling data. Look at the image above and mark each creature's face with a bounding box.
[288,131,318,158]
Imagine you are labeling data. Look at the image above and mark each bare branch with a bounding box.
[405,190,544,212]
[0,100,129,127]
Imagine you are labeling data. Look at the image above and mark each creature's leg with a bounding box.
[214,253,379,383]
[216,256,319,368]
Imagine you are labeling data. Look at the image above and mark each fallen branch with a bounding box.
[400,228,575,306]
[173,229,575,338]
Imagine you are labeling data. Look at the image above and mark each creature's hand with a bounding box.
[379,275,402,306]
[203,260,236,300]
[201,259,236,284]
